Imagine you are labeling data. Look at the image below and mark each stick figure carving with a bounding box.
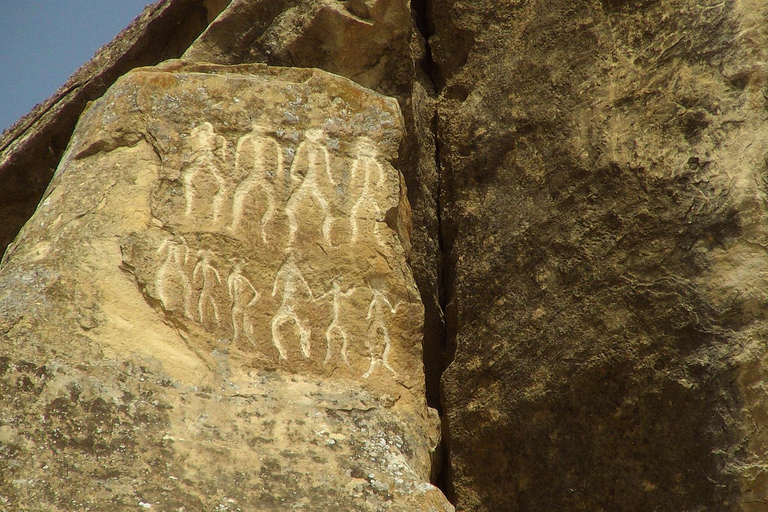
[316,279,356,365]
[270,255,314,359]
[193,249,222,326]
[155,238,193,319]
[284,129,335,246]
[227,259,260,346]
[182,122,228,225]
[363,287,401,379]
[229,124,281,243]
[350,137,387,247]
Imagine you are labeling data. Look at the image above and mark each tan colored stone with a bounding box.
[183,0,413,96]
[0,0,445,415]
[0,62,451,511]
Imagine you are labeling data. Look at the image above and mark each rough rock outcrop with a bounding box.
[8,0,768,509]
[0,62,451,511]
[432,0,768,509]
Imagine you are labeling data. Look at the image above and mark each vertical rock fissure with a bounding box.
[432,113,456,502]
[410,0,455,502]
[410,0,444,401]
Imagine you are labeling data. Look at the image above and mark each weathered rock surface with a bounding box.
[0,62,451,511]
[11,0,768,509]
[183,0,412,96]
[432,0,768,510]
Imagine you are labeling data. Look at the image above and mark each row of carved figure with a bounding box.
[156,238,401,378]
[181,122,389,247]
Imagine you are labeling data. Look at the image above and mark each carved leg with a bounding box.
[270,312,289,360]
[231,307,241,343]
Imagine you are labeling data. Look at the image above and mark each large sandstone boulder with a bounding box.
[431,0,768,510]
[0,61,451,511]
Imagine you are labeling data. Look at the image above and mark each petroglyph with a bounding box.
[229,124,281,243]
[182,122,228,225]
[285,129,335,246]
[227,259,260,346]
[350,137,387,247]
[271,255,314,359]
[316,280,357,365]
[155,238,193,319]
[363,288,401,379]
[148,120,408,379]
[193,249,222,326]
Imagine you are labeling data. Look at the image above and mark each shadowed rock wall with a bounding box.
[431,0,768,509]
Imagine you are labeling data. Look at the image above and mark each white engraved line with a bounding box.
[285,129,335,246]
[227,260,260,346]
[193,250,222,326]
[229,126,282,243]
[316,281,356,365]
[156,238,193,319]
[270,257,314,359]
[363,289,401,379]
[183,122,227,223]
[350,138,387,246]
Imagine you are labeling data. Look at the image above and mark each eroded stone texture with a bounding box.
[0,62,451,511]
[184,0,412,95]
[431,0,768,510]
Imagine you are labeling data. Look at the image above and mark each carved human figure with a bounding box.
[349,137,387,246]
[182,122,228,225]
[270,255,314,359]
[363,287,401,379]
[193,249,222,326]
[284,129,335,246]
[227,259,260,346]
[229,124,282,243]
[155,238,193,319]
[316,279,356,365]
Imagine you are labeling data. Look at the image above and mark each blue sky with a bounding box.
[0,1,152,133]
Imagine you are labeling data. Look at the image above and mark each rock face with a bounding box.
[183,0,413,96]
[0,0,446,411]
[431,0,768,510]
[181,0,446,408]
[8,0,768,510]
[0,62,451,511]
